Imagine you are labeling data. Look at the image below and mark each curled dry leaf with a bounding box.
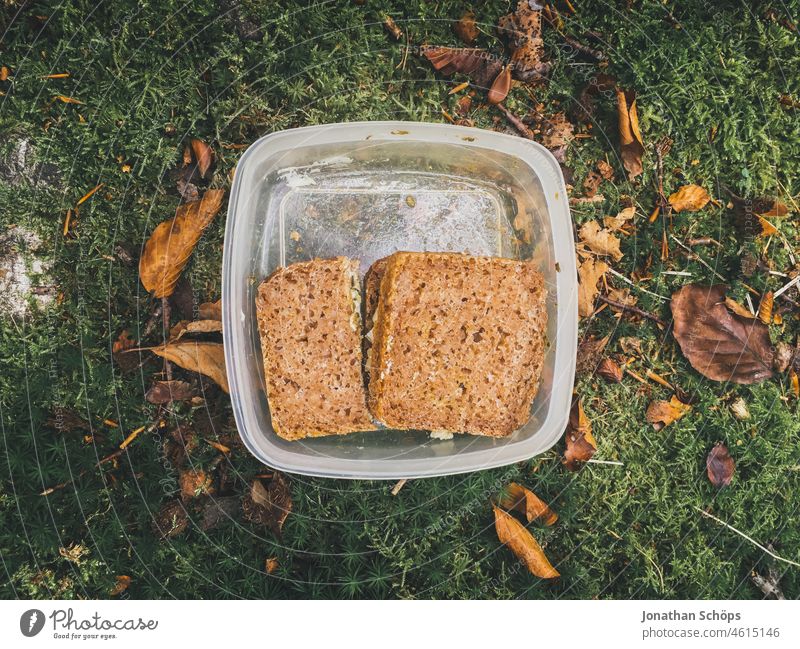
[198,299,222,320]
[497,483,558,526]
[421,46,503,90]
[139,189,225,298]
[178,468,214,501]
[604,206,636,232]
[616,88,644,181]
[383,14,403,40]
[145,379,194,404]
[646,395,691,431]
[575,334,610,376]
[579,220,623,261]
[453,10,479,44]
[148,341,229,393]
[110,575,131,597]
[757,291,773,325]
[525,106,574,163]
[265,557,279,574]
[242,473,292,537]
[671,284,774,384]
[597,357,624,383]
[729,397,750,420]
[487,65,512,105]
[706,442,735,488]
[493,506,559,579]
[563,398,596,471]
[577,257,608,318]
[497,0,550,82]
[583,160,613,198]
[668,184,711,213]
[190,138,215,179]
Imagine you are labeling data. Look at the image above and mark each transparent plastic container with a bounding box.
[222,122,577,479]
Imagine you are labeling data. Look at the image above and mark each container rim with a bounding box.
[222,121,577,479]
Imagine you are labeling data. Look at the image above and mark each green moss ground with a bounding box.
[1,0,799,599]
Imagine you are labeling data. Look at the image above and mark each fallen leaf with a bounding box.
[597,358,624,383]
[242,473,292,537]
[724,296,755,319]
[453,10,479,44]
[790,369,799,397]
[525,105,574,162]
[579,220,623,261]
[179,468,214,501]
[421,46,503,89]
[497,483,558,526]
[563,398,596,470]
[669,184,711,212]
[265,557,279,574]
[577,257,608,318]
[604,206,636,232]
[646,395,692,431]
[706,442,735,488]
[139,189,225,298]
[145,380,194,404]
[190,138,215,179]
[773,342,794,373]
[497,0,550,82]
[616,88,644,181]
[201,496,241,531]
[198,299,222,320]
[575,334,610,376]
[493,507,559,578]
[619,336,643,356]
[757,291,773,325]
[730,194,788,239]
[729,397,750,420]
[147,341,229,393]
[152,499,189,539]
[110,575,131,596]
[671,284,774,384]
[583,159,613,198]
[487,65,512,105]
[59,543,89,564]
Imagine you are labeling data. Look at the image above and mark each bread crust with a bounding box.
[256,257,375,440]
[366,252,548,437]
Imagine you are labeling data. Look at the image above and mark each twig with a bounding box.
[606,268,670,302]
[587,459,624,466]
[669,235,728,284]
[774,274,800,298]
[161,296,173,381]
[495,103,534,139]
[599,295,667,326]
[562,35,605,61]
[654,137,673,260]
[390,479,408,496]
[694,506,800,568]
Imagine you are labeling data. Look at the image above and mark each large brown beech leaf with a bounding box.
[671,284,774,384]
[139,189,225,298]
[421,46,503,89]
[493,507,559,579]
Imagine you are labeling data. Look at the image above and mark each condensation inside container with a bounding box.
[243,138,555,457]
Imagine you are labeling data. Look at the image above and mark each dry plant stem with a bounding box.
[654,137,673,259]
[599,295,667,327]
[495,103,534,139]
[390,478,408,496]
[694,506,800,569]
[562,35,605,61]
[161,296,173,381]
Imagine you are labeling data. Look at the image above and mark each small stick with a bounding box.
[686,237,720,246]
[161,296,173,380]
[587,459,624,466]
[599,295,667,326]
[562,35,605,61]
[694,506,800,568]
[774,274,800,298]
[390,479,408,496]
[495,103,534,139]
[606,268,670,301]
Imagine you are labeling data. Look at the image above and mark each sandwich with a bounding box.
[255,257,375,440]
[366,251,548,437]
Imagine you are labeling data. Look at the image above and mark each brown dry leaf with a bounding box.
[145,379,194,405]
[453,10,479,44]
[604,206,636,232]
[186,319,223,334]
[790,369,799,397]
[265,557,279,574]
[190,138,215,179]
[497,483,558,526]
[139,189,225,298]
[616,88,644,181]
[148,341,229,393]
[110,575,131,596]
[200,496,241,531]
[583,160,613,198]
[179,468,214,501]
[757,291,773,325]
[597,358,624,383]
[383,14,403,40]
[671,284,774,384]
[706,442,735,488]
[607,286,637,308]
[579,220,623,261]
[732,195,787,239]
[575,334,610,376]
[724,297,755,319]
[242,473,292,537]
[421,46,503,89]
[487,65,512,105]
[493,507,559,578]
[646,395,692,431]
[668,184,711,212]
[497,0,550,82]
[525,106,574,163]
[152,499,190,540]
[563,398,596,470]
[577,257,608,318]
[198,299,222,320]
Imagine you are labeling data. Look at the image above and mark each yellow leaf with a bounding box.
[148,341,229,393]
[110,575,131,596]
[579,220,623,261]
[493,507,560,579]
[668,184,711,212]
[577,257,608,318]
[616,88,644,181]
[646,395,691,430]
[139,189,225,298]
[497,483,558,526]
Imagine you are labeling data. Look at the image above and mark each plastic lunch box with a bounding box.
[222,121,577,479]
